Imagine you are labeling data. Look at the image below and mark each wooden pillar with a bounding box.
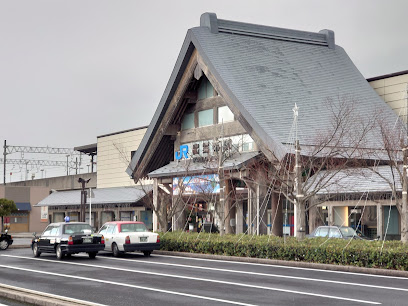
[377,204,383,240]
[328,205,334,226]
[153,178,159,232]
[256,184,268,235]
[97,210,102,230]
[247,188,253,234]
[235,198,244,234]
[270,192,283,236]
[224,179,235,234]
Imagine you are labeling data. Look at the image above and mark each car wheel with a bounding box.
[56,244,64,260]
[88,252,97,259]
[33,243,41,257]
[143,251,152,257]
[0,239,9,250]
[112,243,121,257]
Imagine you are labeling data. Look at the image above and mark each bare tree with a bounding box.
[243,97,379,240]
[366,112,408,243]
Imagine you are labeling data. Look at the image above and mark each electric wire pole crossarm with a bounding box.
[2,140,81,185]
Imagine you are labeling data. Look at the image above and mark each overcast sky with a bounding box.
[1,0,408,181]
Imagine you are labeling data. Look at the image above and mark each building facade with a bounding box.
[36,127,154,231]
[128,13,399,238]
[97,126,148,188]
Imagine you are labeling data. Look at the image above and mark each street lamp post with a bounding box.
[78,177,91,222]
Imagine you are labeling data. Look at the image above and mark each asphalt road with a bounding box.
[0,248,408,305]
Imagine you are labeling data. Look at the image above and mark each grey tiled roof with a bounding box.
[127,12,398,178]
[311,166,401,195]
[36,186,152,207]
[148,152,259,178]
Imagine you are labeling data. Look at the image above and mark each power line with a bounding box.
[5,145,78,155]
[0,158,74,168]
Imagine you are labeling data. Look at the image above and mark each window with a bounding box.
[99,224,108,235]
[198,109,213,127]
[120,212,132,221]
[181,113,195,130]
[50,226,60,236]
[120,223,148,233]
[131,150,136,160]
[42,225,53,236]
[317,227,329,237]
[198,77,214,100]
[106,224,117,234]
[218,106,234,124]
[329,228,341,238]
[64,224,93,235]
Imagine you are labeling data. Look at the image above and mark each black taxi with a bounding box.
[0,229,13,250]
[32,222,105,260]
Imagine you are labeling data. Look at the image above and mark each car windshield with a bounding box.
[339,227,357,238]
[120,223,148,233]
[64,224,93,235]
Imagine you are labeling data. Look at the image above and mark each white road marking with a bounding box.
[0,264,253,306]
[87,255,408,292]
[153,254,408,280]
[1,255,380,304]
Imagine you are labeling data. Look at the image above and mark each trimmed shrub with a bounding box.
[159,231,408,270]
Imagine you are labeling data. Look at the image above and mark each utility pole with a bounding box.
[295,139,305,240]
[3,140,6,185]
[293,104,305,240]
[403,84,408,243]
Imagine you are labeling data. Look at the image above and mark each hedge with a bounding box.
[159,231,408,270]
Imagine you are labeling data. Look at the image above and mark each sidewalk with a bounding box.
[8,232,33,238]
[7,232,33,248]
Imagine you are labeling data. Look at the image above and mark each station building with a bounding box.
[127,13,399,238]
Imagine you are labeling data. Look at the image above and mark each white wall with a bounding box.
[97,128,147,188]
[369,74,408,121]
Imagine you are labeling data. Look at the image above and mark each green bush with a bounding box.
[159,231,408,270]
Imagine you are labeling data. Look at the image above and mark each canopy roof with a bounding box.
[36,186,152,207]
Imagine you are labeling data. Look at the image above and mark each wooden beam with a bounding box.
[134,50,198,181]
[164,124,180,136]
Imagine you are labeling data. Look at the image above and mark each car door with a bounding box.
[38,225,54,252]
[98,224,109,251]
[104,224,116,251]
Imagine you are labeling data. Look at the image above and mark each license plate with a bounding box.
[83,237,92,243]
[140,237,147,242]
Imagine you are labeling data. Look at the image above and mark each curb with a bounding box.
[0,284,104,306]
[154,250,408,277]
[9,245,30,249]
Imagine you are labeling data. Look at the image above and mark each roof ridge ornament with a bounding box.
[200,12,219,34]
[319,29,335,49]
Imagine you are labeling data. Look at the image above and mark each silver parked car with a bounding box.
[307,226,371,240]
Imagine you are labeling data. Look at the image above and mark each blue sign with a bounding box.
[64,216,70,223]
[175,145,189,160]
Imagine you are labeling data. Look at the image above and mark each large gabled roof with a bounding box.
[127,12,398,180]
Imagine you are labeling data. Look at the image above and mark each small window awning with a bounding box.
[148,152,260,178]
[15,202,31,211]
